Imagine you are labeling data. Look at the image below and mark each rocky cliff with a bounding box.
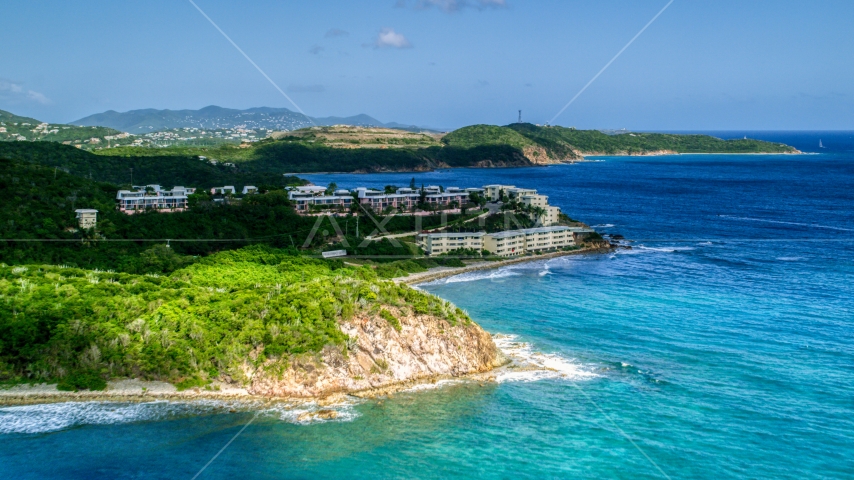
[248,306,502,398]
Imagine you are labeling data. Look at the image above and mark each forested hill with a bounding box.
[1,108,126,149]
[72,105,436,134]
[443,124,799,162]
[93,124,800,174]
[0,142,304,188]
[2,123,799,179]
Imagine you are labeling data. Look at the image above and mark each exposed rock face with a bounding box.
[522,145,580,164]
[248,308,502,398]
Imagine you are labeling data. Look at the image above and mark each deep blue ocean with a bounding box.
[2,132,853,479]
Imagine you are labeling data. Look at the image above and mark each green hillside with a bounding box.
[0,157,314,270]
[507,123,796,155]
[53,125,802,175]
[0,246,466,389]
[0,109,41,125]
[0,142,304,188]
[441,124,536,150]
[1,108,132,150]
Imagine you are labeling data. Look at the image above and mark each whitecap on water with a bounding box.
[0,400,236,435]
[628,245,696,254]
[0,398,362,434]
[260,399,361,424]
[492,334,596,383]
[423,268,521,285]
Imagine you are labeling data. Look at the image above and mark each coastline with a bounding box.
[0,369,503,408]
[397,245,612,285]
[1,246,613,407]
[300,150,803,176]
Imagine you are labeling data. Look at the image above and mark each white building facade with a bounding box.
[417,232,485,255]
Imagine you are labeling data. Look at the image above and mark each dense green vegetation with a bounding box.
[106,124,794,173]
[0,142,304,188]
[441,124,537,150]
[0,246,470,388]
[0,157,481,276]
[1,109,131,150]
[505,123,796,155]
[5,104,797,176]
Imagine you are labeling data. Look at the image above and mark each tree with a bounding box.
[409,177,416,189]
[325,182,338,195]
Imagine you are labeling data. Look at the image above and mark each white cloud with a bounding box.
[374,28,412,49]
[403,0,507,12]
[0,79,51,105]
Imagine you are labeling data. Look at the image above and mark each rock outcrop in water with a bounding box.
[248,307,502,398]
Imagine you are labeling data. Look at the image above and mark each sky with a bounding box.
[1,0,853,130]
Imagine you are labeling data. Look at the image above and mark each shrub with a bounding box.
[175,376,210,391]
[56,371,107,392]
[380,309,402,332]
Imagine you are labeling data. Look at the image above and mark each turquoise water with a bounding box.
[2,132,853,478]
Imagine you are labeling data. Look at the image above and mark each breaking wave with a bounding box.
[493,334,596,383]
[423,268,521,285]
[0,399,361,435]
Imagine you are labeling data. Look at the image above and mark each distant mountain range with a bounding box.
[72,106,442,134]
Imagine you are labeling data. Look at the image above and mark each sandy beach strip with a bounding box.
[396,246,612,285]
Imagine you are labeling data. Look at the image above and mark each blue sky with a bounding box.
[1,0,852,130]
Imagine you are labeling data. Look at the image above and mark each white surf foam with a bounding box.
[593,224,616,228]
[0,397,363,434]
[425,268,521,285]
[0,400,241,435]
[614,245,692,255]
[399,379,462,393]
[776,256,805,262]
[493,334,596,383]
[260,399,360,424]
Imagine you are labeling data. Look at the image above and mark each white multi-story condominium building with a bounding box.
[116,185,195,214]
[483,184,515,202]
[356,188,418,211]
[417,232,485,256]
[290,194,353,213]
[423,191,468,207]
[242,186,258,195]
[506,187,538,199]
[483,226,575,257]
[542,206,562,226]
[290,185,328,195]
[519,194,562,226]
[74,209,98,229]
[482,230,526,256]
[355,188,468,212]
[520,193,549,209]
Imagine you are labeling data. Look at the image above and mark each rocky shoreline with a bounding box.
[1,246,615,407]
[1,300,505,406]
